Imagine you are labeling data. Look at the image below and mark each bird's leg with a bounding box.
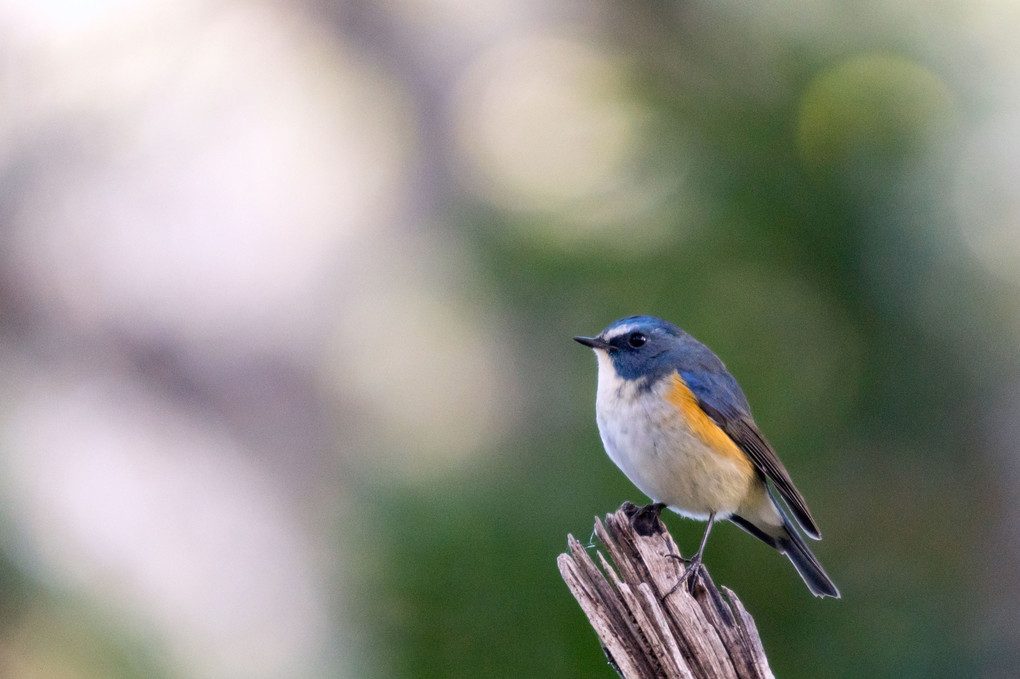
[665,512,717,597]
[629,502,667,536]
[688,511,717,568]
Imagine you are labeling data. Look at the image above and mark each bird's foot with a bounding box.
[664,555,706,598]
[663,552,694,565]
[628,502,667,537]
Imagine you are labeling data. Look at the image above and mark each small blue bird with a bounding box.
[575,315,839,598]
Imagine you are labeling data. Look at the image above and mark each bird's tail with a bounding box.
[774,519,840,599]
[730,488,840,599]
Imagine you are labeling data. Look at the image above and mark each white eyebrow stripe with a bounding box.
[602,323,638,342]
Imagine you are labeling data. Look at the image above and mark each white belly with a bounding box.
[594,358,753,518]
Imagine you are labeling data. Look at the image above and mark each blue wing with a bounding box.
[680,366,821,539]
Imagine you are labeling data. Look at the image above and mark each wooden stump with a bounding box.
[557,503,774,679]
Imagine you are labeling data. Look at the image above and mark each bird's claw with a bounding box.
[665,559,706,598]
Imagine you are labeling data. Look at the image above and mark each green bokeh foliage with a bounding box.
[357,2,1008,677]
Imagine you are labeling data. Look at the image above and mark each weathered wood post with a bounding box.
[558,502,774,679]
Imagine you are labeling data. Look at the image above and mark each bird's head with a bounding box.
[574,315,686,384]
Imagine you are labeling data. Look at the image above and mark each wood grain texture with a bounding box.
[558,503,775,679]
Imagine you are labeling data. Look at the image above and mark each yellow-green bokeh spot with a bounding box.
[797,54,956,174]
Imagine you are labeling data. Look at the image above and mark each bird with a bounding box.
[574,315,840,598]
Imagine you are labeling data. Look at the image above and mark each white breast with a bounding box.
[593,351,753,519]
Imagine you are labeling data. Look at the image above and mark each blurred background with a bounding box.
[1,0,1019,677]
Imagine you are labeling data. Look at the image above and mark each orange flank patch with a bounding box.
[665,373,754,475]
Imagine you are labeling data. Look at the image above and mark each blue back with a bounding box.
[599,315,752,416]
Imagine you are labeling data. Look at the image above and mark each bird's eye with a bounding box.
[628,333,647,348]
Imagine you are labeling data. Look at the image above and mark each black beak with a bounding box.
[574,335,609,350]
